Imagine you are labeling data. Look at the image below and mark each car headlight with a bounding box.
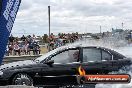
[0,71,3,76]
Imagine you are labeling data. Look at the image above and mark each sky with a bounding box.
[12,0,132,36]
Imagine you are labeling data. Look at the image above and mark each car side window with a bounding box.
[51,49,79,63]
[102,50,112,60]
[83,48,101,62]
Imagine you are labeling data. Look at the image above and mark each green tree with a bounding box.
[43,34,48,43]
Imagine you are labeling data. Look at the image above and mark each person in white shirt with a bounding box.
[23,41,29,55]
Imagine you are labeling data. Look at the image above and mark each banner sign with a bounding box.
[0,0,21,64]
[77,74,131,84]
[84,74,131,83]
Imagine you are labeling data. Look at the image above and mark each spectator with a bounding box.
[22,41,29,55]
[32,34,36,42]
[21,35,26,41]
[33,42,40,55]
[55,37,63,48]
[8,42,14,55]
[5,45,9,56]
[13,42,21,56]
[9,34,14,43]
[18,41,23,55]
[48,33,55,51]
[28,42,34,55]
[27,35,33,45]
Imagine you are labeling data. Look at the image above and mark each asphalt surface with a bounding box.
[0,84,96,88]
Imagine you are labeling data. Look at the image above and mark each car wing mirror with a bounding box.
[45,60,54,66]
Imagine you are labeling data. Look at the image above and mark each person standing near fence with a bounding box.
[14,42,21,56]
[22,41,29,55]
[48,33,55,51]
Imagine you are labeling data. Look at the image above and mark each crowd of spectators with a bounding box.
[6,34,41,56]
[47,32,80,51]
[5,32,80,56]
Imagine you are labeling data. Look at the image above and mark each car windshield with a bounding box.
[34,46,67,63]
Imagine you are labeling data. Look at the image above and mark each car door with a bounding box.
[41,48,81,85]
[81,47,113,74]
[101,49,113,73]
[81,47,103,74]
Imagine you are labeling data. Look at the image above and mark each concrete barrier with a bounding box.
[2,55,42,64]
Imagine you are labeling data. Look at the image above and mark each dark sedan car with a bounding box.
[0,45,131,86]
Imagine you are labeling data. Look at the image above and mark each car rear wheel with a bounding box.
[12,73,33,86]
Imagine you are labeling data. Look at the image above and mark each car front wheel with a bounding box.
[12,73,33,86]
